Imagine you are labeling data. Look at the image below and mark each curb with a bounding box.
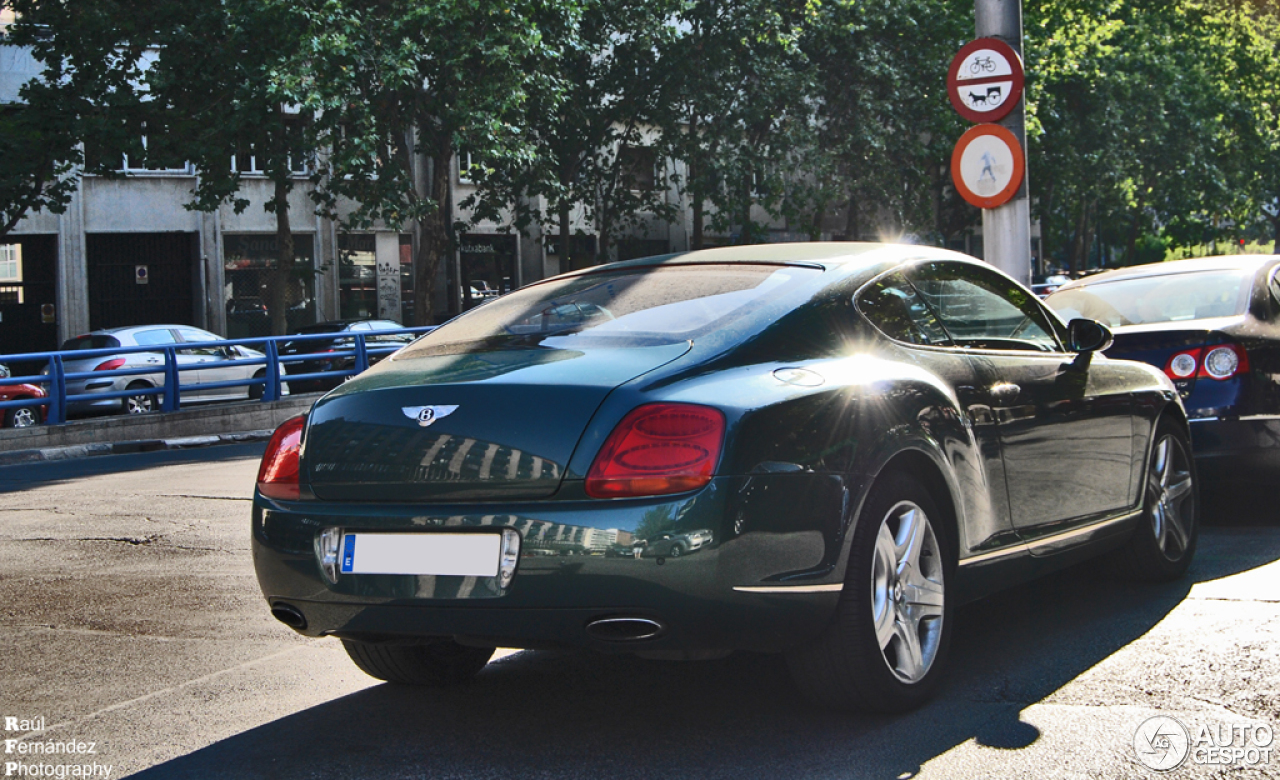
[0,429,275,467]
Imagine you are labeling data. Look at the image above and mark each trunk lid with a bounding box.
[1104,319,1241,396]
[302,344,690,501]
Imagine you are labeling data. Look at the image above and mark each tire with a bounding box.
[1113,418,1198,582]
[669,544,683,558]
[124,382,155,414]
[786,470,953,713]
[4,404,41,428]
[341,638,494,687]
[249,370,265,400]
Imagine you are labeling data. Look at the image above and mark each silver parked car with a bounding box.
[54,325,287,415]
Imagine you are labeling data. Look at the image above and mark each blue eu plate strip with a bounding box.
[341,534,356,574]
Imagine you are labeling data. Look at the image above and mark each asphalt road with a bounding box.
[0,446,1276,779]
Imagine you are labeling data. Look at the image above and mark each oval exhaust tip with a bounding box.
[271,603,307,631]
[585,616,665,642]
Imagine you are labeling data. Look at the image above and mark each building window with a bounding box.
[0,244,22,304]
[84,120,191,174]
[618,146,657,191]
[222,234,316,338]
[457,150,482,184]
[338,233,377,320]
[229,116,310,175]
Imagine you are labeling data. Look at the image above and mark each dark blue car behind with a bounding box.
[1046,254,1280,480]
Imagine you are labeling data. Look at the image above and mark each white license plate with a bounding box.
[339,533,501,577]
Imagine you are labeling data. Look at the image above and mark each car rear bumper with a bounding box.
[252,473,857,653]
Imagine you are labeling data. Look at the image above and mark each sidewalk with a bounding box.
[0,395,316,465]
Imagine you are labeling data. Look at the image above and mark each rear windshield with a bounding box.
[61,335,121,350]
[397,263,820,356]
[1046,270,1252,327]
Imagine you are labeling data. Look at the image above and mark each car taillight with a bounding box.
[257,415,306,500]
[1202,344,1248,379]
[1163,344,1248,382]
[95,358,126,371]
[585,403,725,499]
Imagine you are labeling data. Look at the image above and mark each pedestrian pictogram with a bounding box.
[951,124,1024,209]
[947,38,1025,124]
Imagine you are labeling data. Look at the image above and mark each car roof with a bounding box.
[562,242,978,277]
[1056,255,1280,290]
[90,324,203,334]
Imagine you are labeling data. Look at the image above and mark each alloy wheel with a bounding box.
[870,501,945,684]
[126,392,153,414]
[1148,434,1194,561]
[11,407,38,428]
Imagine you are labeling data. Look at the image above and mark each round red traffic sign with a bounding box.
[951,124,1024,209]
[947,38,1025,123]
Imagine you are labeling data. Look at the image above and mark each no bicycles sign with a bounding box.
[947,38,1024,123]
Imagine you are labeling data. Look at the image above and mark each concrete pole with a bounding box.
[976,0,1032,285]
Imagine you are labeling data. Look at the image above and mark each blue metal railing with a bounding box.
[0,327,434,426]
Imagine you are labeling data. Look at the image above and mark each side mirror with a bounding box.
[1067,318,1114,353]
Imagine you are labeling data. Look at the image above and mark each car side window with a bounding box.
[907,261,1063,352]
[177,328,223,357]
[856,272,952,346]
[133,329,178,346]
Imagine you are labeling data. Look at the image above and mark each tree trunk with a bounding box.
[558,198,571,274]
[809,198,827,242]
[844,185,859,241]
[1068,202,1088,275]
[413,135,452,327]
[266,176,295,337]
[1123,196,1144,267]
[1273,214,1280,255]
[1040,180,1055,271]
[692,195,705,250]
[689,117,703,251]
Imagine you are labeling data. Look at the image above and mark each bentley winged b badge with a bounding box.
[402,405,459,427]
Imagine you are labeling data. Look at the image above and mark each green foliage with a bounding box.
[6,0,1280,287]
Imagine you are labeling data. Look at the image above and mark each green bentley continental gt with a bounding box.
[252,243,1197,712]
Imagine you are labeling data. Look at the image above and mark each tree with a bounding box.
[654,0,818,247]
[1,0,155,240]
[0,85,80,240]
[469,0,678,270]
[149,0,316,335]
[7,0,316,334]
[281,0,581,325]
[801,0,969,244]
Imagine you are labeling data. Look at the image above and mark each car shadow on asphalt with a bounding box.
[130,529,1279,780]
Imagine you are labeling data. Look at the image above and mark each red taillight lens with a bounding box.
[585,403,725,499]
[1201,344,1248,379]
[257,415,306,500]
[1163,344,1248,382]
[95,358,126,371]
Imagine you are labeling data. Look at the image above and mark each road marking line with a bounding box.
[6,644,314,742]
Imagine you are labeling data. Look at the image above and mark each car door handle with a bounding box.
[990,382,1020,404]
[145,358,160,364]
